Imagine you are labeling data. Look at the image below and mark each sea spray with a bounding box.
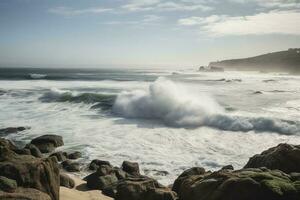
[112,77,224,126]
[113,77,300,135]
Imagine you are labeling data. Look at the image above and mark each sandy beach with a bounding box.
[60,174,112,200]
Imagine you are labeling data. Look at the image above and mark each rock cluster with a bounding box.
[1,126,300,200]
[0,130,79,200]
[0,137,59,200]
[84,160,177,200]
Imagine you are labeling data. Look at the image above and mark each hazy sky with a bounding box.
[0,0,300,68]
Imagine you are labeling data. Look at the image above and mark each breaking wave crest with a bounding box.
[29,73,47,79]
[112,77,300,135]
[39,88,116,109]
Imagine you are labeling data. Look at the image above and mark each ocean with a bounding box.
[1,67,300,185]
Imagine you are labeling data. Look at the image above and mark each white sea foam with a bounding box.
[113,77,300,135]
[29,73,47,79]
[113,77,224,126]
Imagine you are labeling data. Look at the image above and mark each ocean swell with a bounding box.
[39,88,116,108]
[112,77,300,135]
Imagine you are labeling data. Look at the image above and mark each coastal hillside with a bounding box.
[209,48,300,73]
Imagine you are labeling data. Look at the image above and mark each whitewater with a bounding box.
[1,68,300,185]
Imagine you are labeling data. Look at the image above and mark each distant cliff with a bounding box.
[209,49,300,73]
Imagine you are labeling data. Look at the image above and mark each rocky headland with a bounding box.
[209,48,300,73]
[0,126,299,200]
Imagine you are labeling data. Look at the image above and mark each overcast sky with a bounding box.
[0,0,300,68]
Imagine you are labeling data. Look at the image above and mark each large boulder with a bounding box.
[89,159,111,170]
[68,151,82,160]
[61,160,80,172]
[244,143,300,173]
[0,187,51,200]
[115,177,177,200]
[24,144,43,158]
[60,174,75,189]
[0,143,60,200]
[175,167,300,200]
[31,134,64,153]
[122,161,140,176]
[85,165,118,190]
[172,167,206,195]
[50,151,67,162]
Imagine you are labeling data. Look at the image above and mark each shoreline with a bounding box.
[0,127,300,200]
[60,173,112,200]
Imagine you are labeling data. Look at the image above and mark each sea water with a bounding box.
[0,67,300,185]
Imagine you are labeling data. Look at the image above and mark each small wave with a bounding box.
[29,73,47,79]
[39,88,116,107]
[112,77,300,135]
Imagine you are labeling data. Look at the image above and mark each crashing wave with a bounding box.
[29,73,47,79]
[112,77,300,135]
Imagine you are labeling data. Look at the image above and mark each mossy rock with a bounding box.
[0,176,17,192]
[175,168,300,200]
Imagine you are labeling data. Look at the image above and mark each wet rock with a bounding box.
[89,159,111,170]
[14,148,31,155]
[115,177,177,200]
[31,134,64,153]
[290,172,300,181]
[172,167,206,195]
[60,173,75,189]
[61,160,80,172]
[0,138,17,152]
[0,187,51,200]
[0,176,17,193]
[85,165,116,189]
[176,168,300,200]
[68,151,82,160]
[86,173,118,190]
[113,167,128,180]
[0,127,28,135]
[122,161,140,176]
[0,144,60,200]
[244,143,300,173]
[221,165,234,170]
[50,151,67,162]
[25,144,43,158]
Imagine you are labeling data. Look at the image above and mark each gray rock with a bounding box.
[244,143,300,173]
[68,151,82,160]
[60,173,75,189]
[61,160,80,172]
[0,187,51,200]
[122,161,140,176]
[175,167,300,200]
[50,151,67,162]
[221,165,234,170]
[89,159,111,170]
[0,139,60,200]
[31,134,64,153]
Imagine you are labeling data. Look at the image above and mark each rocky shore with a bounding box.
[0,126,300,200]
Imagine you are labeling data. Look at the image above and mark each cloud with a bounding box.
[103,14,163,26]
[229,0,300,10]
[49,6,112,16]
[122,0,214,12]
[178,10,300,36]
